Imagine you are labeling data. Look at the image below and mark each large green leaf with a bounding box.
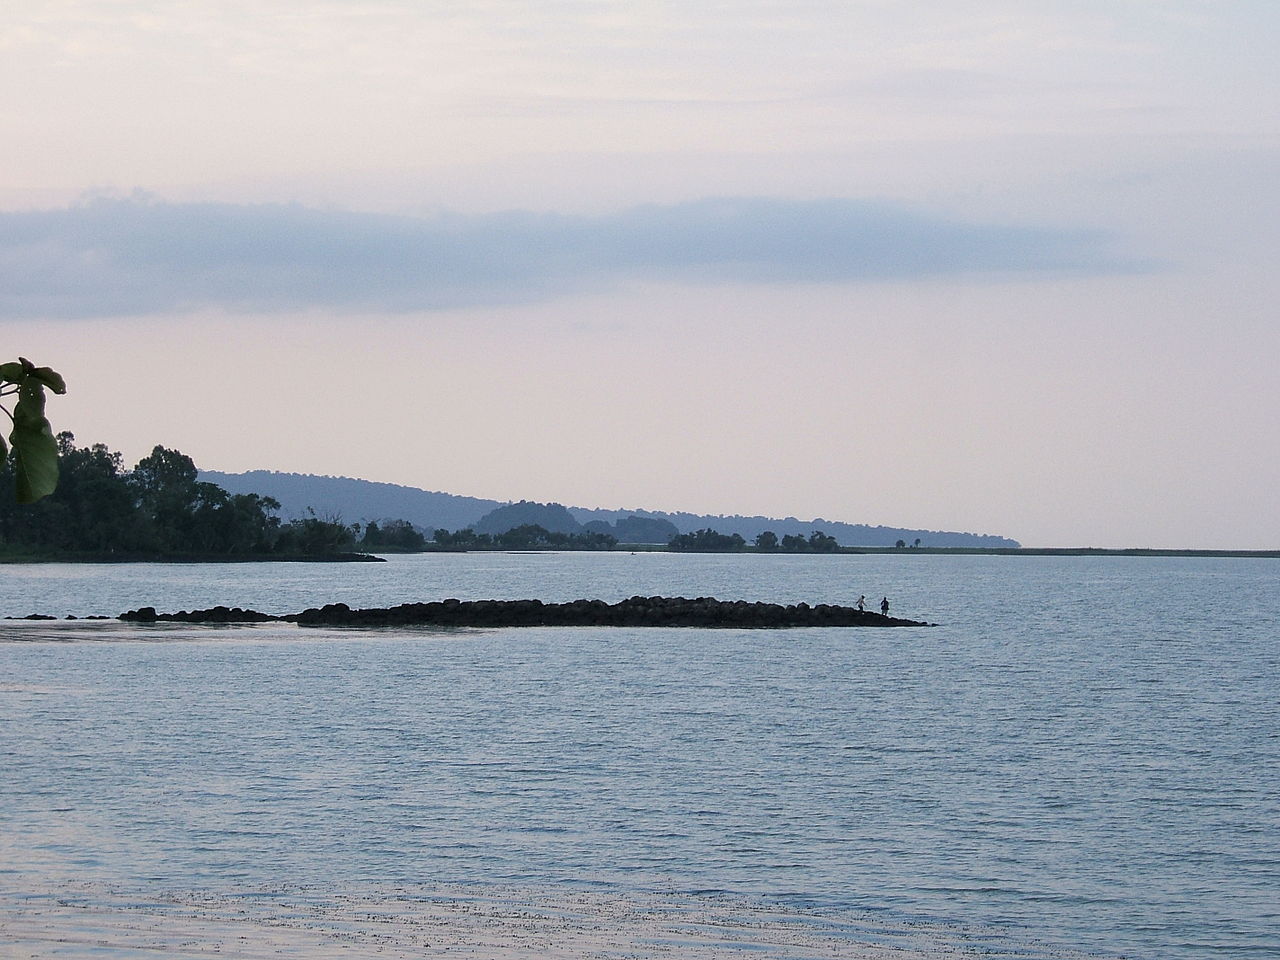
[28,365,67,394]
[10,380,60,503]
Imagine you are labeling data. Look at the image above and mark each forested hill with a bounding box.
[201,470,1020,549]
[200,471,502,532]
[572,506,1020,549]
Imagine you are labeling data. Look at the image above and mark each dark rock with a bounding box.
[119,605,277,623]
[117,597,933,628]
[282,597,932,628]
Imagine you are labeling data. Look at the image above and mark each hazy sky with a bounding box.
[4,1,1277,547]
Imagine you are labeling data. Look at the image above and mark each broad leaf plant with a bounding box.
[0,358,67,502]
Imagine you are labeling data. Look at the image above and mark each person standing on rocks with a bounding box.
[856,595,866,611]
[880,597,890,616]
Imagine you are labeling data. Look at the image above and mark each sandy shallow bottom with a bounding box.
[0,883,1095,960]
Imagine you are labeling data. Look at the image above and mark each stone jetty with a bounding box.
[118,597,932,628]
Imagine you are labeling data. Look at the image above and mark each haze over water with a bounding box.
[2,553,1276,959]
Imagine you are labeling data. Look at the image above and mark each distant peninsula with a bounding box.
[200,470,1020,549]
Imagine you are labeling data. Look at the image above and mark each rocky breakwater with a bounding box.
[117,606,276,623]
[119,597,932,628]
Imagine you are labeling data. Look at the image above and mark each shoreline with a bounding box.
[0,551,385,564]
[2,546,1276,563]
[848,546,1280,557]
[0,881,1096,960]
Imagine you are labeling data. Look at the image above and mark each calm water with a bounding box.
[1,553,1277,959]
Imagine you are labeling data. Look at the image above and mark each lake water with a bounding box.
[1,553,1277,959]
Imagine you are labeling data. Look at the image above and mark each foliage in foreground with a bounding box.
[0,358,66,504]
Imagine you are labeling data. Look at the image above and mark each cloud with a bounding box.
[0,195,1136,319]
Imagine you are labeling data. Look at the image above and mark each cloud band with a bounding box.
[0,196,1130,319]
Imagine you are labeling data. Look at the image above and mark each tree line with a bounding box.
[357,519,427,551]
[0,428,860,559]
[668,528,842,552]
[754,530,841,552]
[431,525,617,550]
[428,526,849,553]
[0,433,357,558]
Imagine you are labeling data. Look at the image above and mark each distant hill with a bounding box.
[200,471,502,532]
[584,515,681,544]
[567,505,1018,549]
[474,501,583,536]
[200,470,1020,548]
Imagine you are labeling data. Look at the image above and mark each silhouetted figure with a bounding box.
[856,595,866,611]
[880,596,890,616]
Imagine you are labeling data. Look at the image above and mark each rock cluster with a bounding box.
[118,597,931,628]
[119,605,277,623]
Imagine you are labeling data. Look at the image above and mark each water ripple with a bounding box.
[1,553,1277,960]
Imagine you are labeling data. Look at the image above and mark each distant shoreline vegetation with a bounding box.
[0,434,374,562]
[417,527,1280,559]
[200,472,1023,550]
[4,444,1274,562]
[431,525,618,551]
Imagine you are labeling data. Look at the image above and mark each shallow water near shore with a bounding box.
[2,553,1277,958]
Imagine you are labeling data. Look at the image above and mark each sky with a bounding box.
[3,1,1277,548]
